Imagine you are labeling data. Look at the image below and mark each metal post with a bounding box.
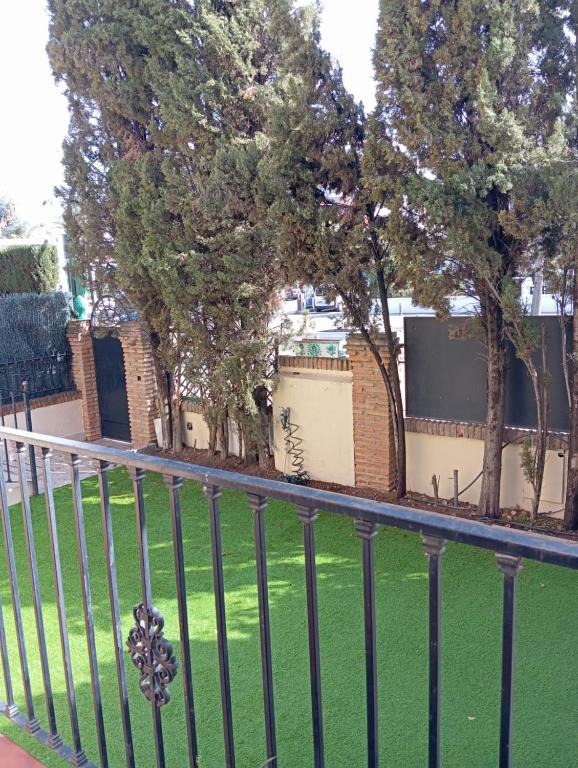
[42,448,87,765]
[130,467,166,768]
[422,535,447,768]
[68,454,108,767]
[496,554,523,768]
[0,394,11,483]
[248,494,277,767]
[11,392,17,429]
[297,504,325,768]
[355,519,379,768]
[165,474,199,768]
[204,483,236,768]
[22,382,39,496]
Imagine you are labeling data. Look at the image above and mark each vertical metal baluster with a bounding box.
[164,474,199,768]
[204,483,235,768]
[0,443,38,732]
[1,396,12,483]
[21,384,38,496]
[67,454,108,767]
[355,520,379,768]
[14,443,61,748]
[422,535,447,768]
[297,504,324,768]
[41,448,86,766]
[129,467,165,768]
[248,494,277,767]
[496,554,522,768]
[0,590,18,718]
[11,393,18,430]
[98,461,135,768]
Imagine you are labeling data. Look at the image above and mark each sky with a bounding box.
[0,0,378,230]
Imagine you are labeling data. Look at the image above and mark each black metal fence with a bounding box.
[0,353,74,403]
[0,427,577,768]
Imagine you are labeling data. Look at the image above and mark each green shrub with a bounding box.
[0,243,59,293]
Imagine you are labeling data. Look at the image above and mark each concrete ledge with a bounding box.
[405,416,568,451]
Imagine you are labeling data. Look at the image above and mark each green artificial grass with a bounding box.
[0,469,577,767]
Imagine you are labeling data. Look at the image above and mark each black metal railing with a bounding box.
[0,426,577,768]
[0,385,38,492]
[0,352,73,402]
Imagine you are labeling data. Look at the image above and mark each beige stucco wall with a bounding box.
[4,398,84,440]
[181,409,243,456]
[181,409,211,451]
[406,431,566,514]
[272,366,355,486]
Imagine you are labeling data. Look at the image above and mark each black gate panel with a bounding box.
[405,316,572,431]
[92,334,131,441]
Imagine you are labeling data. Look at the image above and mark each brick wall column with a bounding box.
[348,334,396,493]
[117,321,159,449]
[67,320,102,441]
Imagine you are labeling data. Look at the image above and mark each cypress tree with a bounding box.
[48,0,286,455]
[371,0,574,515]
[266,3,409,496]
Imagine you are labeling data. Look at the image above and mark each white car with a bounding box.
[311,289,343,313]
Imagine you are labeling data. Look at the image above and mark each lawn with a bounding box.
[0,468,577,767]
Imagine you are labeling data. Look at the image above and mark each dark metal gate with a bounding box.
[93,334,131,442]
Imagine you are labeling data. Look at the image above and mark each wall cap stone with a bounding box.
[278,355,350,372]
[405,416,568,451]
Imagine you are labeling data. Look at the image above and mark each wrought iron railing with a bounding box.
[0,353,74,402]
[0,426,577,768]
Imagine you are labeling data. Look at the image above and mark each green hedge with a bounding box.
[0,243,59,293]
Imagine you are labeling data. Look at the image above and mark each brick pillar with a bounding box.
[67,320,102,441]
[117,321,159,449]
[348,334,396,493]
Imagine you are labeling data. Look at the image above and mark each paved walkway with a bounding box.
[2,437,133,507]
[0,734,45,767]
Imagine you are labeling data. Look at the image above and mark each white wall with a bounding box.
[4,397,84,439]
[406,431,565,514]
[272,366,355,486]
[181,409,243,457]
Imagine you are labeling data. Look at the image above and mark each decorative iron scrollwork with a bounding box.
[126,603,178,707]
[91,293,137,328]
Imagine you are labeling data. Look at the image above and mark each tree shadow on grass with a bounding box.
[0,468,577,767]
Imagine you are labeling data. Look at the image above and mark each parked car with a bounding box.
[311,289,343,313]
[283,285,300,301]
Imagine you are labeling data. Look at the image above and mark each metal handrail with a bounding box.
[0,425,576,768]
[0,425,576,568]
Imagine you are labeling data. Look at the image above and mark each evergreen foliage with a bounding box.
[48,0,289,455]
[370,0,576,514]
[265,3,408,495]
[0,197,28,238]
[0,244,59,294]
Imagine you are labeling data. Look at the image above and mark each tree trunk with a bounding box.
[150,340,172,449]
[220,418,229,459]
[564,3,578,527]
[376,269,407,497]
[208,418,218,456]
[170,391,182,452]
[565,249,578,528]
[528,348,549,525]
[478,287,507,518]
